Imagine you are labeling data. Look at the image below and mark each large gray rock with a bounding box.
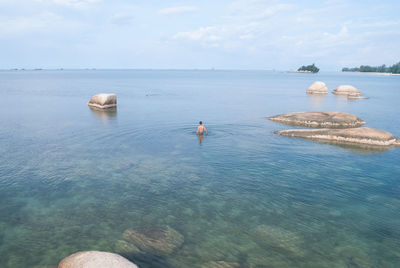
[332,85,362,96]
[88,93,117,109]
[276,127,398,146]
[58,251,138,268]
[115,226,184,256]
[307,81,328,94]
[268,112,365,128]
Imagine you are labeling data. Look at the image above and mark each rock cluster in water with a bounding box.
[88,93,117,109]
[276,127,398,146]
[57,251,138,268]
[306,81,328,94]
[115,226,184,256]
[269,111,399,148]
[268,112,365,128]
[306,82,368,99]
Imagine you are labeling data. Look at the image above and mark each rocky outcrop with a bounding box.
[276,127,398,146]
[201,261,240,268]
[268,112,365,128]
[251,225,304,257]
[115,226,184,256]
[332,85,362,96]
[306,81,328,94]
[58,251,138,268]
[88,93,117,109]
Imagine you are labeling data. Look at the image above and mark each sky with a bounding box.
[0,0,399,70]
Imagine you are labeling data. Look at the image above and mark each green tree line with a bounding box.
[298,63,319,73]
[342,61,400,74]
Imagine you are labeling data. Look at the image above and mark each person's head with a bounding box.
[199,121,202,125]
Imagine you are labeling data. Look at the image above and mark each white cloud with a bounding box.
[228,0,294,20]
[0,12,83,37]
[110,12,135,25]
[35,0,101,8]
[158,6,198,15]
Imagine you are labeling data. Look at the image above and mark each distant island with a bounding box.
[342,61,400,74]
[297,63,319,73]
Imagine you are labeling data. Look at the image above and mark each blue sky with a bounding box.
[0,0,399,70]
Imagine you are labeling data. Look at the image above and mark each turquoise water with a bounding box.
[0,70,399,267]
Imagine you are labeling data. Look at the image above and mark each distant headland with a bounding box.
[342,61,400,75]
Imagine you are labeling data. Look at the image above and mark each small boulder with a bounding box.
[115,226,184,256]
[58,251,138,268]
[268,112,365,128]
[88,93,117,109]
[276,127,398,146]
[306,81,328,94]
[332,85,362,96]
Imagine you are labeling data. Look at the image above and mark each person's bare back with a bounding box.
[196,121,208,135]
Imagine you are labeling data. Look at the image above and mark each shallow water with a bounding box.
[0,70,399,267]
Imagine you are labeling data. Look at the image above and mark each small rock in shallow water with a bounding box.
[116,226,184,256]
[332,85,362,96]
[115,240,141,255]
[88,93,117,109]
[58,251,138,268]
[307,81,328,94]
[276,127,398,147]
[268,112,365,128]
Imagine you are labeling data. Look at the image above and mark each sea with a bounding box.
[0,70,399,267]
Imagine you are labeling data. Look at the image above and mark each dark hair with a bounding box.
[199,121,202,125]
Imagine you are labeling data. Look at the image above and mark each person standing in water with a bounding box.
[196,121,208,135]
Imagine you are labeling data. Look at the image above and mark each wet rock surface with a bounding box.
[88,93,117,109]
[58,251,139,268]
[306,81,328,94]
[332,85,362,96]
[115,226,184,256]
[268,112,365,128]
[276,127,398,146]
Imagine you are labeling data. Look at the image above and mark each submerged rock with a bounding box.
[268,112,365,128]
[332,85,362,96]
[251,225,304,257]
[347,95,369,99]
[88,93,117,109]
[116,226,184,256]
[306,81,328,94]
[58,251,138,268]
[276,127,398,146]
[201,261,240,268]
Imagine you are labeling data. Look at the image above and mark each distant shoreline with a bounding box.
[352,71,400,76]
